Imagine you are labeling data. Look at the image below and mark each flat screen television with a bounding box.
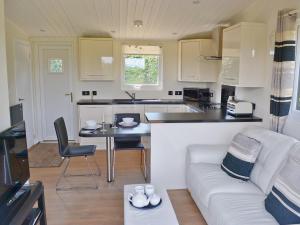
[0,121,30,203]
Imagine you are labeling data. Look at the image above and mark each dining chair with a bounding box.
[54,117,101,190]
[113,113,147,180]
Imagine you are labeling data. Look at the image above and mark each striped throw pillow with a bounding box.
[265,152,300,224]
[221,133,262,181]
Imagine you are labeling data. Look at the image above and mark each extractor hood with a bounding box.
[205,26,225,60]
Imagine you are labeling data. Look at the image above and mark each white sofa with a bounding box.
[186,126,298,225]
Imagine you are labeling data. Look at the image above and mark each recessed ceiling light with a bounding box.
[40,29,46,32]
[133,20,143,28]
[192,0,200,4]
[172,32,178,35]
[110,30,116,33]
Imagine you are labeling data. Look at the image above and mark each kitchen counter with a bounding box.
[77,99,185,105]
[145,109,262,123]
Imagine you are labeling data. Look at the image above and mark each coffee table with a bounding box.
[124,184,179,225]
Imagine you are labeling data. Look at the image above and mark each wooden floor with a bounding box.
[30,143,207,225]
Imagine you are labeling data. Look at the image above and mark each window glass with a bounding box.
[122,45,162,90]
[48,59,63,73]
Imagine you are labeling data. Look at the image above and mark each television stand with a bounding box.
[0,181,47,225]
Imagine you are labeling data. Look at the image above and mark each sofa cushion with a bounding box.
[221,133,262,181]
[209,193,278,225]
[241,126,297,194]
[265,143,300,224]
[187,163,262,208]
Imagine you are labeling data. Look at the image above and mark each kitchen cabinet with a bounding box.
[144,105,168,113]
[167,105,187,112]
[79,38,114,81]
[178,39,219,82]
[221,22,266,87]
[78,105,113,149]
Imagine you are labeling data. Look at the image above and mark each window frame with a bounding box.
[121,45,163,91]
[290,20,300,119]
[48,58,64,74]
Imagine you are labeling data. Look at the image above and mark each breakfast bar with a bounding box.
[145,111,263,189]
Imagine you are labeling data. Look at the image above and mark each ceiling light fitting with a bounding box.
[133,20,143,28]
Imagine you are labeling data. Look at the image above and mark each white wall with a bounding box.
[0,0,10,131]
[229,0,300,127]
[76,39,208,101]
[5,19,29,105]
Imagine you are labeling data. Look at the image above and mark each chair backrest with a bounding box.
[115,113,141,125]
[54,117,69,156]
[114,113,141,143]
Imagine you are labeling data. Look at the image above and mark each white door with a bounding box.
[40,47,74,140]
[15,40,35,147]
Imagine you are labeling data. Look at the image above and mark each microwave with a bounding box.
[183,88,210,103]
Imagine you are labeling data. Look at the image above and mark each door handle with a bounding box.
[65,92,73,103]
[19,98,25,101]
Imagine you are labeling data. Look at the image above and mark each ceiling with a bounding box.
[5,0,256,40]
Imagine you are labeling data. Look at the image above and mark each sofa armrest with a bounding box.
[186,144,229,165]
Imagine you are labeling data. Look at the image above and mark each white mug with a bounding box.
[134,185,145,194]
[145,184,155,196]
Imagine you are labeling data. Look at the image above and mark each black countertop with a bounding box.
[77,99,185,105]
[77,99,262,123]
[145,110,263,123]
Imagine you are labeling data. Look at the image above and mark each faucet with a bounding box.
[125,91,136,100]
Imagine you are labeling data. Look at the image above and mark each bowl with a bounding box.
[122,117,134,124]
[85,120,97,128]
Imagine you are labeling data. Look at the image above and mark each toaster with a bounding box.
[227,100,253,117]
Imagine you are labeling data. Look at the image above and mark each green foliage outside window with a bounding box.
[124,55,159,85]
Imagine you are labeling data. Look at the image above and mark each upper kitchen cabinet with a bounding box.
[178,39,219,82]
[221,22,266,87]
[79,38,114,81]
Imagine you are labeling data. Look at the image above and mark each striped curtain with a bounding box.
[270,9,298,132]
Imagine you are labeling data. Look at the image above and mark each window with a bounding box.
[292,21,300,115]
[48,58,63,73]
[122,45,163,91]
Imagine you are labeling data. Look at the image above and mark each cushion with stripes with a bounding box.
[265,149,300,225]
[221,133,262,181]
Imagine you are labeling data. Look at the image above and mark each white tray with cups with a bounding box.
[128,184,162,209]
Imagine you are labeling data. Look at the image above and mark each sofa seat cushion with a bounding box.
[187,163,262,208]
[209,193,278,225]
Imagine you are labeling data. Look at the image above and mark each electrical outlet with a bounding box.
[82,91,90,96]
[92,91,97,96]
[168,91,173,95]
[175,91,182,95]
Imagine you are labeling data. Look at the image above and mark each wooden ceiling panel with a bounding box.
[5,0,257,39]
